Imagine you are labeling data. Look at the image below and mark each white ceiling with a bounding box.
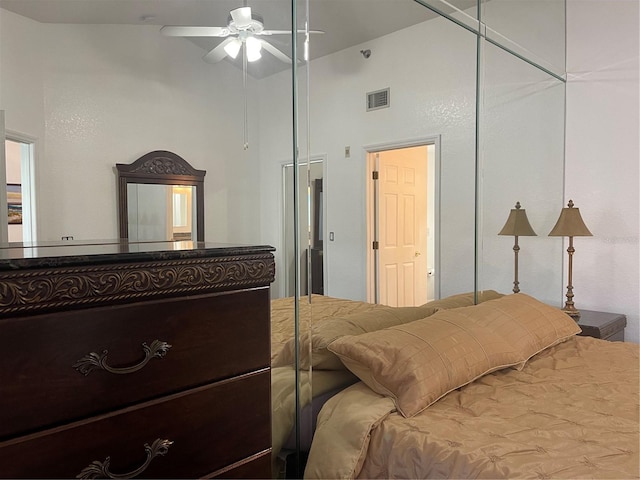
[0,0,476,78]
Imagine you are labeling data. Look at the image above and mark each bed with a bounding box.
[302,293,639,479]
[268,291,506,471]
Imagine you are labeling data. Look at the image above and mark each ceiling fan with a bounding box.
[161,5,322,151]
[160,6,322,65]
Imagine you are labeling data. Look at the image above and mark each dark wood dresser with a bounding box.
[0,240,275,479]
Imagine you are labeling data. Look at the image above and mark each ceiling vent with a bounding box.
[367,88,390,111]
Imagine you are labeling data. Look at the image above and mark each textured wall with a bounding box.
[1,11,260,244]
[566,0,640,343]
[259,13,479,300]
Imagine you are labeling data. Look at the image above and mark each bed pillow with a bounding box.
[479,293,582,367]
[328,293,580,417]
[304,290,506,370]
[279,304,441,370]
[272,291,504,370]
[328,310,520,417]
[422,289,503,310]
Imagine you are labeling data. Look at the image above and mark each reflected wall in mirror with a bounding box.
[0,2,265,244]
[480,0,566,76]
[116,151,206,242]
[478,39,565,304]
[269,0,480,301]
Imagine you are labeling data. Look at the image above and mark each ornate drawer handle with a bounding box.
[76,438,173,479]
[73,340,172,376]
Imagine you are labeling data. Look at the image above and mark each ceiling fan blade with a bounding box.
[258,29,325,36]
[202,38,235,64]
[230,7,252,28]
[160,26,229,37]
[260,40,292,64]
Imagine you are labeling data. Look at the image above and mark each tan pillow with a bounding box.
[328,293,580,417]
[422,289,503,310]
[328,310,519,417]
[480,293,582,367]
[272,290,504,371]
[290,305,441,370]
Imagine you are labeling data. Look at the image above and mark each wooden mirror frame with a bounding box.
[116,151,206,242]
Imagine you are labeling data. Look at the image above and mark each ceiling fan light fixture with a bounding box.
[224,38,242,59]
[246,36,263,62]
[229,7,254,30]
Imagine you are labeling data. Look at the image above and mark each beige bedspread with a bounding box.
[271,366,357,462]
[270,295,385,469]
[305,336,640,479]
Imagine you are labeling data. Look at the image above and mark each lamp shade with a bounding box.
[548,200,592,237]
[498,202,537,236]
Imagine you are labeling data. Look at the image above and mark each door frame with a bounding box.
[364,135,441,304]
[5,130,38,243]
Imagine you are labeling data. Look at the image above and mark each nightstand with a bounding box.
[576,310,626,341]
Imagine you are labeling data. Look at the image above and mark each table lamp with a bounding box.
[498,202,537,293]
[548,199,592,318]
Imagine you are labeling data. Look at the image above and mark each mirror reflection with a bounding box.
[126,184,197,242]
[1,0,567,477]
[282,159,324,297]
[0,0,566,296]
[480,0,566,76]
[478,39,565,304]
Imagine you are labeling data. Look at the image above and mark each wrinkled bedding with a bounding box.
[270,291,505,469]
[270,295,385,466]
[270,295,385,363]
[305,336,640,479]
[272,366,357,460]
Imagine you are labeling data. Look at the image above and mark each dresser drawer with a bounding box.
[0,370,271,479]
[0,287,270,439]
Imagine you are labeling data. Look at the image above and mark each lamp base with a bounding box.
[562,307,581,321]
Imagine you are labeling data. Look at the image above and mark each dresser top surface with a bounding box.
[0,239,275,271]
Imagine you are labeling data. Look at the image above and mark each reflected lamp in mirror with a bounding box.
[548,199,592,319]
[498,202,537,294]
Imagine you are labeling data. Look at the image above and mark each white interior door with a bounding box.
[377,146,429,306]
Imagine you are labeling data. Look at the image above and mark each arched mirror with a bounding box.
[116,151,206,242]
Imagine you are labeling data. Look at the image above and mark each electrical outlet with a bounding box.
[329,232,335,241]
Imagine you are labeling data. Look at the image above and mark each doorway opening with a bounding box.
[282,158,325,297]
[4,136,36,243]
[366,138,440,306]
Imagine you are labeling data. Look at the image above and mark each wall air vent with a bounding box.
[367,88,390,111]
